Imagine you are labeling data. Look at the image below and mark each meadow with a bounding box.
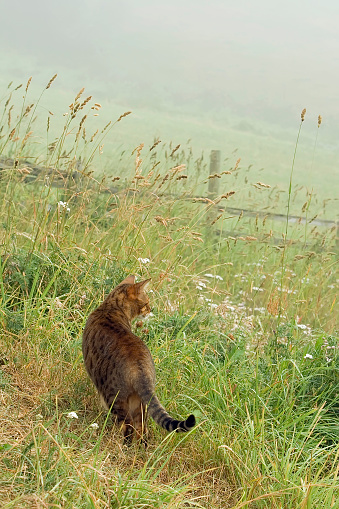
[0,77,338,508]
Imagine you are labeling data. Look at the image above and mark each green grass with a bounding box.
[0,80,338,508]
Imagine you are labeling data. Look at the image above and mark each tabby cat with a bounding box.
[82,275,195,445]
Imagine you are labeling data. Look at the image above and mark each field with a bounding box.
[0,78,338,508]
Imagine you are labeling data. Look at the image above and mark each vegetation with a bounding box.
[0,78,338,508]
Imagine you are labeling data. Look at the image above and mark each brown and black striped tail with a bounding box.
[141,388,196,433]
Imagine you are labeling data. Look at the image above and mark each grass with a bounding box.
[0,79,338,508]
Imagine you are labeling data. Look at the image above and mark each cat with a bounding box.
[82,275,195,445]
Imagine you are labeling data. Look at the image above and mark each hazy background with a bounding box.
[0,0,338,210]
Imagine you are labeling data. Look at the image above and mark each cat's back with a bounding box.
[82,305,153,375]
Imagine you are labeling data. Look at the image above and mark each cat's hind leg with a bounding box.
[128,393,148,448]
[106,398,134,445]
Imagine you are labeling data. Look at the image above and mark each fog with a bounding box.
[0,0,338,200]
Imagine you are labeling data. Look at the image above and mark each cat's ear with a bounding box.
[135,278,151,291]
[119,275,136,286]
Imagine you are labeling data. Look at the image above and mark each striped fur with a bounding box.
[82,275,195,445]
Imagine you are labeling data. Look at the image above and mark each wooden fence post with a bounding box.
[208,150,221,198]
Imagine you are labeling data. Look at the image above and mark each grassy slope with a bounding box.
[0,81,338,508]
[0,67,338,217]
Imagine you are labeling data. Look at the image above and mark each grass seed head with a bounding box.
[74,87,85,102]
[46,74,58,89]
[301,108,306,122]
[150,139,161,151]
[117,111,132,122]
[81,96,92,109]
[25,76,32,92]
[318,115,322,127]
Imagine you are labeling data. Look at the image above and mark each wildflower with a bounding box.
[67,412,79,419]
[137,257,150,264]
[203,273,223,281]
[197,281,206,288]
[58,201,70,212]
[90,423,99,429]
[144,312,155,321]
[304,353,313,360]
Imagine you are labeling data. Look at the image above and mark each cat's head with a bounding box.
[114,275,151,320]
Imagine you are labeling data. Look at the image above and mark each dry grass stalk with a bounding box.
[117,111,132,122]
[208,173,221,180]
[76,115,87,138]
[74,87,85,102]
[318,115,322,127]
[211,213,223,225]
[25,76,32,92]
[150,139,161,151]
[267,290,279,316]
[169,144,180,157]
[101,121,112,133]
[90,129,99,142]
[133,143,144,174]
[233,158,241,171]
[46,74,58,89]
[80,96,92,109]
[220,191,235,200]
[193,197,215,204]
[256,182,271,188]
[7,105,13,127]
[4,94,12,109]
[301,108,306,122]
[21,131,33,146]
[170,164,185,173]
[24,104,34,117]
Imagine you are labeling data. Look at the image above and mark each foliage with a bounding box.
[0,80,338,508]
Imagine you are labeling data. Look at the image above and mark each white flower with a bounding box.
[144,312,155,321]
[58,201,70,212]
[304,354,313,360]
[297,324,307,330]
[67,411,79,419]
[210,303,218,309]
[137,257,150,264]
[204,273,223,281]
[90,423,99,429]
[197,281,206,288]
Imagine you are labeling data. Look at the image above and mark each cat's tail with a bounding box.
[139,386,196,432]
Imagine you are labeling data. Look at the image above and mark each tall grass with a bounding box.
[0,79,338,508]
